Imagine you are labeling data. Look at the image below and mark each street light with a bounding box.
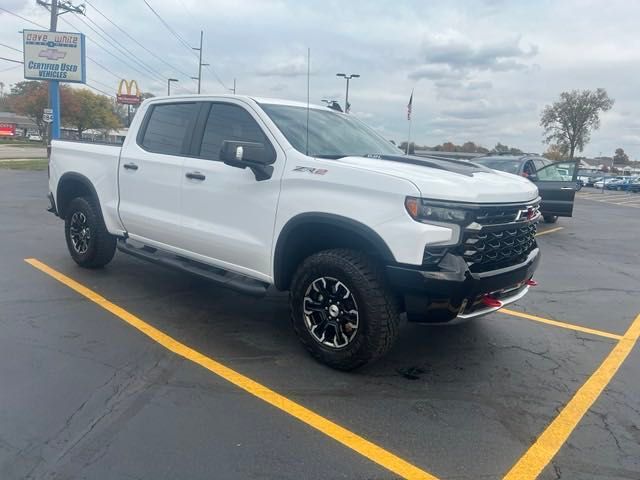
[167,78,178,96]
[336,73,360,113]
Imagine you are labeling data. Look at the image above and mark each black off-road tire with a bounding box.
[64,196,116,268]
[543,215,558,224]
[289,249,400,371]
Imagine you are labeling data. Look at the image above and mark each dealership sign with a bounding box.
[0,123,16,137]
[23,29,86,83]
[117,79,142,105]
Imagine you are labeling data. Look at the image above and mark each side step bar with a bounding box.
[116,239,269,296]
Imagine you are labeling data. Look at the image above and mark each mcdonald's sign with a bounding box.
[116,79,141,105]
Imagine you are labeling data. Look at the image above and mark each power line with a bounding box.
[73,12,166,82]
[0,42,22,53]
[0,64,22,73]
[84,0,194,81]
[86,81,115,98]
[87,57,121,81]
[0,56,23,64]
[58,15,163,86]
[0,6,48,29]
[142,0,198,59]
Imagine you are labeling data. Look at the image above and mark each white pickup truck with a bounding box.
[48,95,541,370]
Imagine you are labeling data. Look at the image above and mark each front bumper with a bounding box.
[386,247,540,323]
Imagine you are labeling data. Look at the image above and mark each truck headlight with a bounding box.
[405,197,470,224]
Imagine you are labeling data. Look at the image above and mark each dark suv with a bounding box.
[474,155,578,223]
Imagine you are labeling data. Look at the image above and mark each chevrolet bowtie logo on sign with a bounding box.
[116,80,142,106]
[23,30,86,83]
[38,48,67,61]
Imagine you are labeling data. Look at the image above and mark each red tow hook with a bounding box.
[481,295,503,308]
[526,279,538,287]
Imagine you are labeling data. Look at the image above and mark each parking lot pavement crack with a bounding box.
[552,462,562,479]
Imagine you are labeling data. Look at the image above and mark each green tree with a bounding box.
[540,88,614,160]
[63,88,121,137]
[613,148,629,165]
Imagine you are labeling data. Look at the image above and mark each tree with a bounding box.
[613,148,629,165]
[540,88,614,160]
[543,144,567,161]
[461,141,477,153]
[63,88,121,137]
[442,141,455,152]
[490,142,523,155]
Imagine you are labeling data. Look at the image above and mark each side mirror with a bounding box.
[220,140,275,181]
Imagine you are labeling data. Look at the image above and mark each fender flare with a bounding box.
[273,212,396,290]
[56,172,101,218]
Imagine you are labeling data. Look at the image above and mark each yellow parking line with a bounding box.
[24,258,437,480]
[535,227,563,237]
[503,310,640,479]
[499,308,622,340]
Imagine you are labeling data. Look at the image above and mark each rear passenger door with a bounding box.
[119,102,199,247]
[179,101,284,280]
[532,161,578,217]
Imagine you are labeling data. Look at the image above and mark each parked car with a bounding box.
[47,95,541,370]
[473,155,577,223]
[605,178,634,190]
[628,180,640,193]
[586,176,603,187]
[593,177,624,189]
[28,134,43,141]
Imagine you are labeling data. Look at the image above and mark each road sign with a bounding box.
[44,108,53,114]
[43,114,53,123]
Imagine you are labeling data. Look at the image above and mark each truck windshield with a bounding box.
[260,104,401,158]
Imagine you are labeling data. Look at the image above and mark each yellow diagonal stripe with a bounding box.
[503,311,640,479]
[25,258,437,480]
[499,308,622,340]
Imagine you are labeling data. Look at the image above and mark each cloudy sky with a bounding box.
[1,0,639,159]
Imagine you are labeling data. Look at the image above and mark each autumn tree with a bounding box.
[63,88,121,137]
[540,88,614,160]
[613,148,629,165]
[543,144,567,161]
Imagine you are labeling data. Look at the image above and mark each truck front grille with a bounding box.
[461,223,537,272]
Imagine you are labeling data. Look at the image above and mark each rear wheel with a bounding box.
[64,197,116,268]
[289,249,400,370]
[543,215,558,224]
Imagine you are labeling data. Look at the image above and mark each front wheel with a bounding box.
[289,249,400,371]
[543,215,558,224]
[64,197,116,268]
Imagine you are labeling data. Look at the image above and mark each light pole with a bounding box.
[336,73,360,113]
[167,78,178,96]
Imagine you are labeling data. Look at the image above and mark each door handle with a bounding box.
[186,171,206,181]
[123,162,138,170]
[561,186,574,190]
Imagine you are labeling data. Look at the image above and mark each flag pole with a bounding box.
[406,116,412,154]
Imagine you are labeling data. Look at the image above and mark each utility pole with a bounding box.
[167,78,178,95]
[336,73,360,113]
[231,78,236,94]
[36,0,85,147]
[191,30,209,94]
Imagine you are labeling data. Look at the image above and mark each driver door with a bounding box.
[531,161,578,217]
[179,101,284,280]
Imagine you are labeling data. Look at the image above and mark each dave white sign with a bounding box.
[23,29,86,83]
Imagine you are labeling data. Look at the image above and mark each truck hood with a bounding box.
[338,154,539,204]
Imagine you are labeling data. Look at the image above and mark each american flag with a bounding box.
[407,90,413,121]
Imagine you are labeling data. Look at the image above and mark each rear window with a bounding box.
[139,103,198,155]
[474,158,522,174]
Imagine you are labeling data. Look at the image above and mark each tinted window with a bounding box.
[533,159,546,171]
[200,103,269,161]
[140,103,198,155]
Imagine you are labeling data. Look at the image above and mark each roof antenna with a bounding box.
[306,47,310,156]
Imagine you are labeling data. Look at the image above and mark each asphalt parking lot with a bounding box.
[1,170,639,480]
